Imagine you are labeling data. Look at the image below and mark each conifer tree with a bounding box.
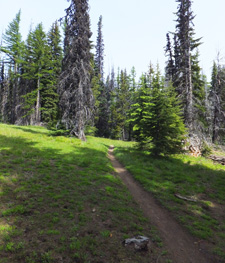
[22,24,49,124]
[209,60,225,143]
[94,15,104,81]
[131,68,186,156]
[192,50,207,131]
[41,22,62,127]
[166,0,206,148]
[130,74,150,145]
[165,33,175,82]
[58,0,94,141]
[93,16,109,137]
[174,0,194,130]
[0,10,25,123]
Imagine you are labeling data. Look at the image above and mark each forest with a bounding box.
[0,0,225,155]
[0,1,225,262]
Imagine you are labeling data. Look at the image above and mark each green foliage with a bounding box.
[130,68,186,156]
[22,22,62,125]
[0,10,25,67]
[130,74,150,145]
[201,141,212,157]
[84,125,97,136]
[108,69,135,140]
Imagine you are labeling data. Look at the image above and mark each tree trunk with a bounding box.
[35,77,41,124]
[185,47,193,131]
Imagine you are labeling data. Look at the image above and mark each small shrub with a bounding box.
[201,141,212,157]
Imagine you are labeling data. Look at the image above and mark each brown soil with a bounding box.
[108,146,215,263]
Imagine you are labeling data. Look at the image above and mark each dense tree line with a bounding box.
[0,10,62,127]
[1,0,225,154]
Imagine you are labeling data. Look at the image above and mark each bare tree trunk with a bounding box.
[35,77,41,124]
[11,62,18,124]
[186,47,193,131]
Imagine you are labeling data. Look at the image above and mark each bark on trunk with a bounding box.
[185,46,193,131]
[35,77,41,124]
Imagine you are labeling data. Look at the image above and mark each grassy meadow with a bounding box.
[0,124,224,262]
[0,124,171,263]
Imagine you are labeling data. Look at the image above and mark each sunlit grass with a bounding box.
[0,124,170,263]
[114,144,225,260]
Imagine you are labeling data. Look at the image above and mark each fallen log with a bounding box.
[174,194,197,202]
[208,155,225,165]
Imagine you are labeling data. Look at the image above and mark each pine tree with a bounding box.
[130,74,150,145]
[131,68,186,156]
[165,33,175,82]
[93,16,109,137]
[41,22,62,127]
[192,50,207,132]
[108,69,132,140]
[22,24,49,124]
[94,15,104,81]
[209,60,225,143]
[0,10,25,123]
[58,0,94,141]
[170,0,202,132]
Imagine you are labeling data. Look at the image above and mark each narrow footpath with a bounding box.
[108,146,214,263]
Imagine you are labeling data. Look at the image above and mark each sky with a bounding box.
[0,0,225,81]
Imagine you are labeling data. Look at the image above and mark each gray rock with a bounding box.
[123,235,150,251]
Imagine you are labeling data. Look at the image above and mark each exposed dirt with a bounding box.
[108,146,215,263]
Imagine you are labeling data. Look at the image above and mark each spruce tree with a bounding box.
[41,22,62,127]
[0,10,25,123]
[93,16,109,137]
[108,69,132,140]
[22,24,49,124]
[130,74,150,145]
[131,68,186,156]
[209,60,225,143]
[192,50,207,132]
[168,0,202,132]
[58,0,94,141]
[165,33,175,82]
[165,0,209,154]
[94,15,104,81]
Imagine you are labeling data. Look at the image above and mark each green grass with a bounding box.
[0,124,171,263]
[114,145,225,261]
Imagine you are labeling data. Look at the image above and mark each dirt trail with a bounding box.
[108,146,213,263]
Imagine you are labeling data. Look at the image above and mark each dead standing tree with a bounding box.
[166,0,204,154]
[58,0,94,141]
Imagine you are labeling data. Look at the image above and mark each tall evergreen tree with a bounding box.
[58,0,94,141]
[209,60,225,143]
[130,73,150,145]
[165,33,175,82]
[22,24,49,124]
[108,69,132,140]
[41,22,62,127]
[93,16,108,137]
[94,15,104,81]
[0,10,25,123]
[166,0,205,145]
[175,0,194,130]
[192,50,207,132]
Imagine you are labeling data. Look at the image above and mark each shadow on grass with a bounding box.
[114,146,225,262]
[0,133,167,263]
[13,126,49,135]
